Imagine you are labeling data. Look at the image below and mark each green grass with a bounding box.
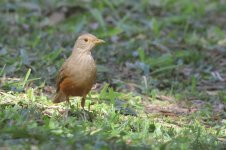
[0,0,225,149]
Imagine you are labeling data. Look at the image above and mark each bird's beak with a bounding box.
[93,38,105,44]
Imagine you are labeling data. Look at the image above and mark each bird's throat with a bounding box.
[72,48,92,55]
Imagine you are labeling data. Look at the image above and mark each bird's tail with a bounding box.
[53,91,67,103]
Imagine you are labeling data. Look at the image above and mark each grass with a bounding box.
[0,0,225,149]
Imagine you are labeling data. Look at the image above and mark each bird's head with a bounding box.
[73,33,105,54]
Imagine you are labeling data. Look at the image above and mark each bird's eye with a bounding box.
[84,38,88,42]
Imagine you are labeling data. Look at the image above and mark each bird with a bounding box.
[53,33,105,110]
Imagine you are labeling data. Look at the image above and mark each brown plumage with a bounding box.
[53,33,105,108]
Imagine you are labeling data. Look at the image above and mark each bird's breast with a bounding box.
[60,54,97,96]
[68,54,96,86]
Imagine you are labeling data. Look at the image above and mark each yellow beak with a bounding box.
[93,39,105,44]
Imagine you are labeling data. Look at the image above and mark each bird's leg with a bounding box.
[81,96,86,110]
[88,93,92,111]
[81,95,91,120]
[64,97,70,118]
[67,98,71,109]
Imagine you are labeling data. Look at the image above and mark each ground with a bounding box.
[0,0,225,149]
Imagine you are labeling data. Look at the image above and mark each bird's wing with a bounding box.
[56,69,65,92]
[56,61,69,92]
